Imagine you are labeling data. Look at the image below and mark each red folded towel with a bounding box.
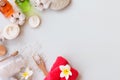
[44,56,79,80]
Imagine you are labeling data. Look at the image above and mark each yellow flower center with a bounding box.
[63,69,70,75]
[22,72,29,77]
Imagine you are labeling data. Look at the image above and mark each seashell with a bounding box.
[50,0,71,10]
[31,0,51,11]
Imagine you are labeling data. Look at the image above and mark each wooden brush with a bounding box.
[33,55,48,76]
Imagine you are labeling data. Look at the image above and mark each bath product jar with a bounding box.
[15,0,32,14]
[0,0,14,17]
[0,55,25,78]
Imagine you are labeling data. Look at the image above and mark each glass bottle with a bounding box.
[15,0,32,15]
[0,55,25,78]
[0,0,14,17]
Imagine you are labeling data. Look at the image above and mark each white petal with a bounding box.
[25,76,29,80]
[60,72,65,78]
[65,75,69,80]
[65,65,71,70]
[29,71,33,76]
[59,65,65,71]
[26,67,33,76]
[69,71,72,76]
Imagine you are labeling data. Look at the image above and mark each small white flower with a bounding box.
[32,0,51,11]
[9,11,26,26]
[59,64,72,80]
[21,67,33,80]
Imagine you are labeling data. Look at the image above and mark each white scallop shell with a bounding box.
[31,0,51,11]
[50,0,71,10]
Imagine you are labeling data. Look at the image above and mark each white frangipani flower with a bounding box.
[21,67,33,80]
[59,64,72,80]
